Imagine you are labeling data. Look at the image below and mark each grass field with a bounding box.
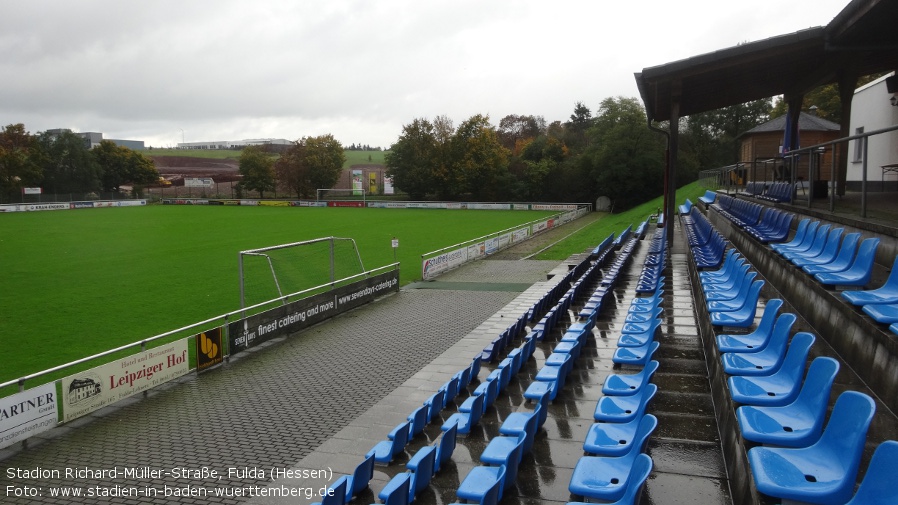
[533,181,710,260]
[0,205,554,384]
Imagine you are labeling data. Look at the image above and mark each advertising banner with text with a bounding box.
[59,339,191,423]
[0,382,57,449]
[195,327,224,373]
[228,270,400,353]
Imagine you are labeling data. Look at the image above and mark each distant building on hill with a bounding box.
[176,138,292,150]
[45,129,146,150]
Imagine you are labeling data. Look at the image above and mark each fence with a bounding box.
[699,123,898,220]
[421,205,591,279]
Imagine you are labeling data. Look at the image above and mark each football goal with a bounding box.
[238,237,366,311]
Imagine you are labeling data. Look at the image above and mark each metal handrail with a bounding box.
[0,262,399,392]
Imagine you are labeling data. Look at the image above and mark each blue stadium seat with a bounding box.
[612,340,660,367]
[727,332,815,406]
[736,357,839,447]
[789,227,843,267]
[565,453,653,505]
[380,446,436,503]
[441,393,484,435]
[584,413,658,457]
[842,255,898,305]
[594,383,658,423]
[801,232,861,275]
[709,280,765,328]
[343,452,374,502]
[456,438,522,502]
[748,391,876,505]
[842,440,898,505]
[722,329,813,377]
[772,220,819,255]
[814,237,880,286]
[377,473,411,505]
[716,300,785,353]
[569,416,657,502]
[311,475,348,505]
[602,360,659,396]
[371,421,411,464]
[699,190,717,205]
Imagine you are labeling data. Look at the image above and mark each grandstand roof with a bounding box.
[635,0,898,122]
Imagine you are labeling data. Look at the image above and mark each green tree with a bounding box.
[304,134,346,193]
[449,114,509,201]
[274,135,345,199]
[0,124,43,200]
[683,98,772,170]
[384,118,437,200]
[577,97,666,209]
[37,130,101,195]
[93,140,159,193]
[238,145,276,198]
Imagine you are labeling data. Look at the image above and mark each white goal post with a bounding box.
[238,237,366,312]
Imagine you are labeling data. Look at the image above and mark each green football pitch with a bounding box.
[0,205,558,383]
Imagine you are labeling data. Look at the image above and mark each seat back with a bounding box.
[817,391,876,474]
[481,465,505,505]
[425,390,445,422]
[829,232,862,269]
[436,421,458,472]
[520,405,540,455]
[349,452,374,499]
[467,393,485,426]
[440,376,460,405]
[748,298,783,341]
[792,357,840,431]
[770,330,815,385]
[320,475,348,505]
[407,405,429,439]
[382,473,411,505]
[619,454,654,505]
[470,355,482,380]
[391,420,411,456]
[503,434,526,493]
[845,440,898,505]
[764,313,798,356]
[411,446,436,497]
[789,220,819,249]
[846,237,881,276]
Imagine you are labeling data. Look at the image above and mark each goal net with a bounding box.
[239,237,366,311]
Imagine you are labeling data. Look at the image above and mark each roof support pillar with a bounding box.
[836,71,859,197]
[666,97,680,249]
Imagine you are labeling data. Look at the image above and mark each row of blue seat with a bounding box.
[685,208,897,505]
[755,181,794,203]
[738,181,766,197]
[712,193,763,228]
[744,207,794,244]
[682,207,727,269]
[700,250,764,327]
[448,227,644,504]
[636,226,667,293]
[773,218,881,287]
[568,249,668,504]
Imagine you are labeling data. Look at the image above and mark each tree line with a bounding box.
[0,125,159,200]
[237,134,346,199]
[384,96,787,210]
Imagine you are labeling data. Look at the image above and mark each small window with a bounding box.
[853,127,865,162]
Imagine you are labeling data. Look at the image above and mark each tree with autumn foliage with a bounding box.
[0,124,43,200]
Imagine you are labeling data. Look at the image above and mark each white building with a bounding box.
[176,138,292,150]
[848,73,898,191]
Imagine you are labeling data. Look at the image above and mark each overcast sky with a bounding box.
[2,0,851,149]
